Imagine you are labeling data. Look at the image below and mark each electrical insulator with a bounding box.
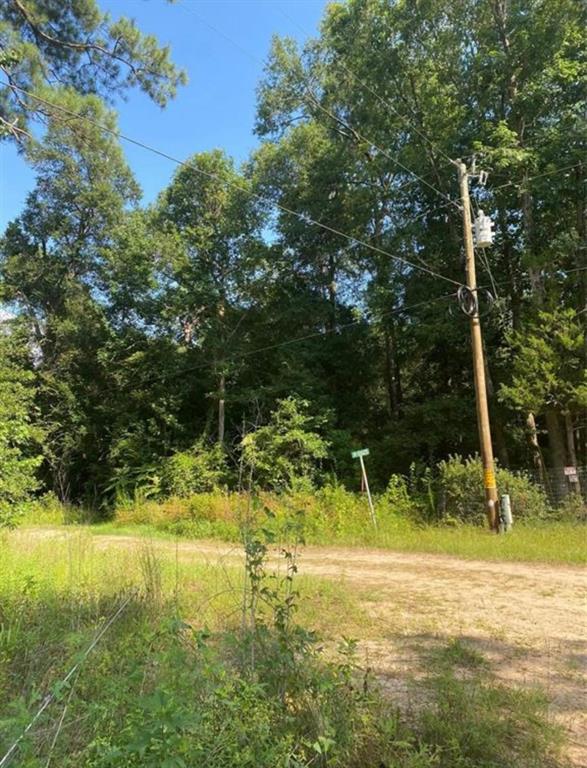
[473,209,495,248]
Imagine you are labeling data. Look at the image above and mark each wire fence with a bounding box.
[523,466,587,507]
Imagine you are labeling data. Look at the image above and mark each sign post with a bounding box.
[351,448,376,528]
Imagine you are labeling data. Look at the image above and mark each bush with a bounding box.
[553,492,586,522]
[381,474,421,518]
[241,397,328,491]
[435,455,549,524]
[161,439,226,497]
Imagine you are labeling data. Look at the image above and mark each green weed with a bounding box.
[0,532,568,768]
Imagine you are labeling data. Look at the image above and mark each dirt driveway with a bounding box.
[22,529,587,765]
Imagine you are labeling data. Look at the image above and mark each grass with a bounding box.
[325,519,587,565]
[417,639,565,768]
[64,518,587,565]
[0,529,569,768]
[1,529,368,639]
[21,489,587,565]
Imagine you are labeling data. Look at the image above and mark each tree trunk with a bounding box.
[217,298,226,446]
[564,413,580,495]
[384,324,402,419]
[327,251,337,331]
[218,372,225,446]
[526,412,547,484]
[482,352,509,466]
[493,419,510,468]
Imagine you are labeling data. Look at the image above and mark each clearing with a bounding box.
[17,527,587,766]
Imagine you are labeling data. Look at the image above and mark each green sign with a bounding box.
[351,448,369,459]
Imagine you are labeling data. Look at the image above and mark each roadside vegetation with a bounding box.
[0,0,584,765]
[0,530,567,768]
[23,440,587,565]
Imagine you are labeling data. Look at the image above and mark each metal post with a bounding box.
[359,455,377,528]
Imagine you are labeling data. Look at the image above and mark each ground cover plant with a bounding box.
[23,451,586,565]
[32,453,579,565]
[0,530,568,768]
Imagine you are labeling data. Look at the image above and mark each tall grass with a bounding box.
[100,488,587,564]
[0,531,567,768]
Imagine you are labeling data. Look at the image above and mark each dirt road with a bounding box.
[22,529,587,765]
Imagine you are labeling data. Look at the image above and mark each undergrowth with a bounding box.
[0,529,568,767]
[102,494,587,565]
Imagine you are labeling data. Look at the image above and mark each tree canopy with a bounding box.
[0,0,186,143]
[0,0,584,508]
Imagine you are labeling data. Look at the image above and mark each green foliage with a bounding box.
[161,440,227,497]
[0,326,43,528]
[435,455,549,524]
[382,474,421,518]
[1,0,186,144]
[241,397,329,491]
[500,308,586,416]
[109,484,586,565]
[0,532,567,768]
[1,0,585,514]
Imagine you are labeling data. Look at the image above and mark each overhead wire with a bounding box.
[0,591,136,768]
[275,4,458,169]
[116,290,460,392]
[489,162,584,193]
[4,81,462,288]
[176,1,461,213]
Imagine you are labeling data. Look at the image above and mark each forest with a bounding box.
[1,3,586,768]
[1,0,585,520]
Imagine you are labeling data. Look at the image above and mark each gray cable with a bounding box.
[0,591,135,768]
[3,81,462,288]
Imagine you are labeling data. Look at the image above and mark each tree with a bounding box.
[0,96,140,501]
[253,0,585,475]
[0,321,43,527]
[241,397,328,491]
[156,150,265,445]
[500,309,586,480]
[0,0,186,143]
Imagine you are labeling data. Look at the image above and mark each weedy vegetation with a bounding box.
[0,516,568,768]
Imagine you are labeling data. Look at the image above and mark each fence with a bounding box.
[524,465,587,507]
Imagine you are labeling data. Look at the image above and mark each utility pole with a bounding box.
[456,160,499,530]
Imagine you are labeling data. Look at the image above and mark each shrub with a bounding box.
[435,455,549,524]
[553,491,586,522]
[381,474,421,518]
[496,465,551,521]
[161,439,226,497]
[241,397,328,491]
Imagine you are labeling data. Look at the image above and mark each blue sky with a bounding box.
[0,0,326,230]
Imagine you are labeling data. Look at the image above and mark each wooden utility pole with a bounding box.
[456,160,499,530]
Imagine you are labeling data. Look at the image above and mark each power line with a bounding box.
[490,162,584,193]
[117,290,459,390]
[176,1,461,213]
[276,4,458,169]
[308,95,460,210]
[0,591,136,768]
[4,81,462,288]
